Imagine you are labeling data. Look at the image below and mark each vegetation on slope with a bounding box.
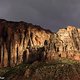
[0,58,80,80]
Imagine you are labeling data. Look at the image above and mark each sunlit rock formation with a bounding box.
[47,26,80,61]
[0,19,51,67]
[0,19,80,67]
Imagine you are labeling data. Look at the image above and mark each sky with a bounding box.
[0,0,80,32]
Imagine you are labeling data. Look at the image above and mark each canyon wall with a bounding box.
[0,19,80,67]
[47,26,80,61]
[0,19,51,67]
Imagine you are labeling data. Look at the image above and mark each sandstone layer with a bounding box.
[47,26,80,61]
[0,19,80,67]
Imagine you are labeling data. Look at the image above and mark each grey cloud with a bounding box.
[0,0,80,31]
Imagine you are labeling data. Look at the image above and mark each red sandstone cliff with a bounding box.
[0,19,80,67]
[0,19,52,67]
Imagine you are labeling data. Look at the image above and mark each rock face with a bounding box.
[47,26,80,61]
[0,19,51,67]
[57,26,80,51]
[0,19,80,67]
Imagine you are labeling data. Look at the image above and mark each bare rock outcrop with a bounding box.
[0,19,80,67]
[0,19,51,67]
[47,26,80,60]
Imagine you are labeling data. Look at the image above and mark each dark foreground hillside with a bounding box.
[0,58,80,80]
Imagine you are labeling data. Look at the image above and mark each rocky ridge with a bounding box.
[0,19,80,67]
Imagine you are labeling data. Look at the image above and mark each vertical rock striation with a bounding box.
[0,19,80,67]
[0,19,51,67]
[47,26,80,60]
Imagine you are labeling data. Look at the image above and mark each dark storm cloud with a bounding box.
[0,0,80,31]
